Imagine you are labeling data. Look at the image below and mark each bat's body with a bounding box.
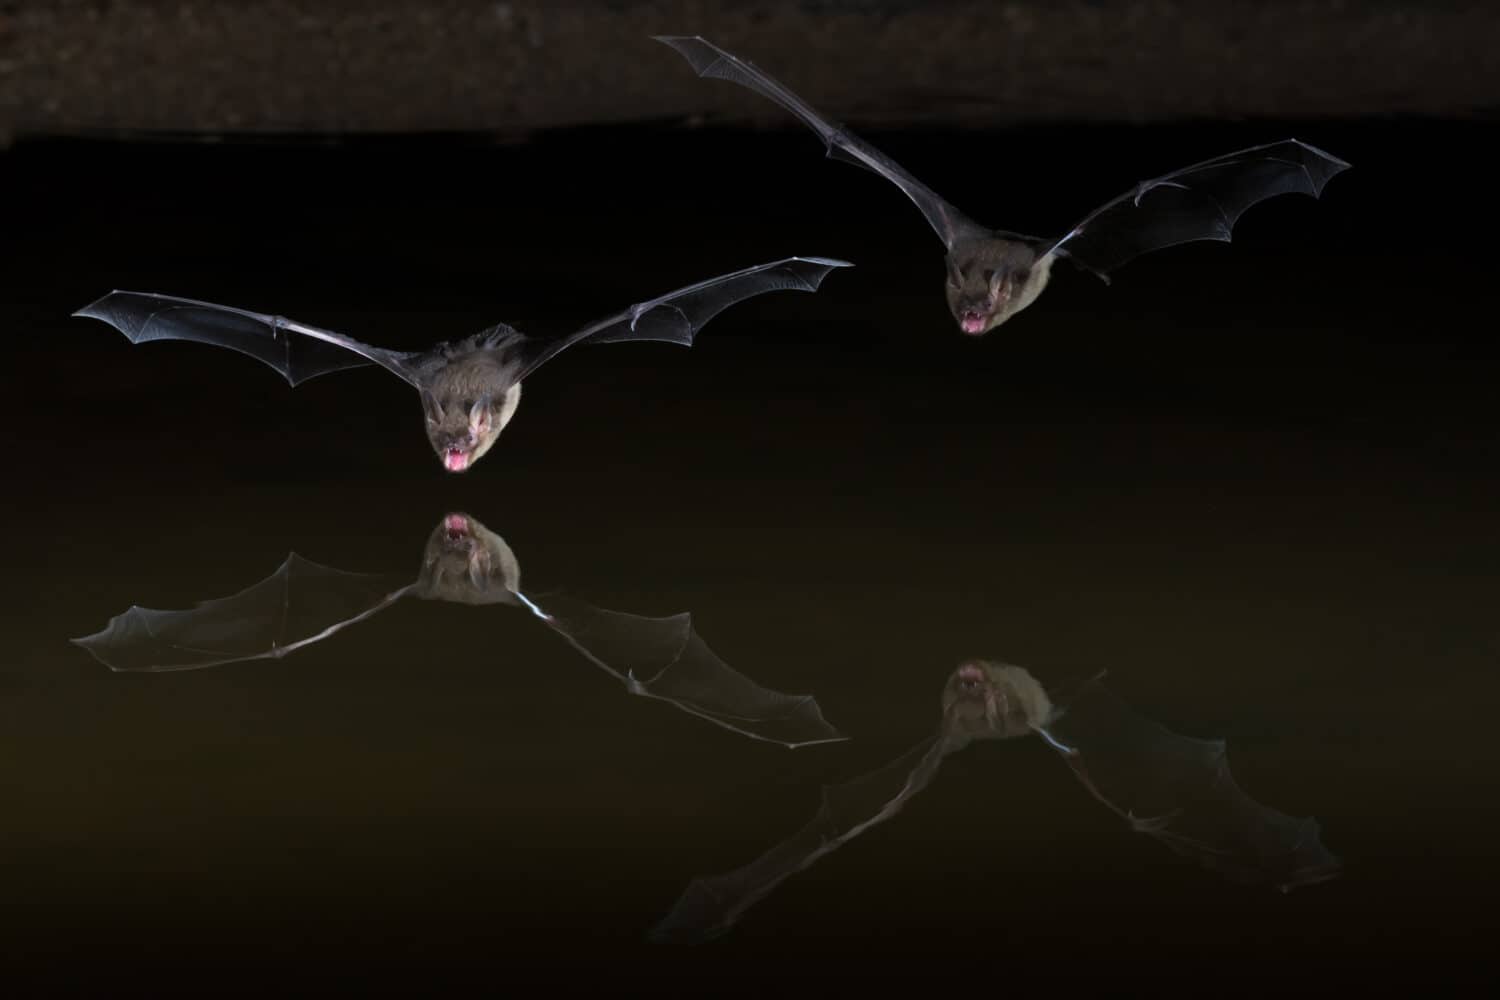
[653,660,1339,943]
[72,512,846,749]
[657,36,1349,337]
[73,256,850,471]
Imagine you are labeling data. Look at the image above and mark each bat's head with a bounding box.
[944,241,1047,336]
[941,660,1054,740]
[417,512,522,604]
[422,383,522,473]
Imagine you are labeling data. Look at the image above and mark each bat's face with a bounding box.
[944,240,1047,337]
[941,660,1052,740]
[422,383,522,473]
[418,512,520,604]
[946,263,1020,336]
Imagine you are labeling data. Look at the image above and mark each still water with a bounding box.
[3,122,1498,988]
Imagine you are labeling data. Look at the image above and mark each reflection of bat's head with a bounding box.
[422,378,522,474]
[944,241,1051,337]
[417,511,522,604]
[941,660,1054,741]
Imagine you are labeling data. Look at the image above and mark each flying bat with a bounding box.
[72,256,850,471]
[652,659,1340,943]
[71,512,847,749]
[656,36,1349,336]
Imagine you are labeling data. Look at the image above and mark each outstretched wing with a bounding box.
[656,36,989,251]
[520,591,846,750]
[1042,139,1350,281]
[651,734,953,944]
[72,554,411,672]
[1047,680,1341,891]
[73,290,422,387]
[511,256,850,381]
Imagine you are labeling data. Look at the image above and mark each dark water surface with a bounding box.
[3,122,1498,990]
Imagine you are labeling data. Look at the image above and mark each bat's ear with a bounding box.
[469,396,492,435]
[421,390,442,424]
[467,545,492,592]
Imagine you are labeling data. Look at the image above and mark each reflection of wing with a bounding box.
[511,256,850,381]
[652,668,1341,943]
[72,554,411,672]
[524,593,846,750]
[1047,680,1342,891]
[656,36,989,250]
[73,291,421,387]
[1042,140,1350,281]
[651,734,953,944]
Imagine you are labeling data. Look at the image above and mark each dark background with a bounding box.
[4,3,1500,994]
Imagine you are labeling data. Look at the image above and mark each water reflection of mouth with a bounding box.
[949,663,1004,728]
[443,513,473,549]
[956,662,986,689]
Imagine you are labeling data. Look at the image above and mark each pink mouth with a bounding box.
[957,663,985,686]
[959,312,988,335]
[443,448,470,473]
[444,514,470,536]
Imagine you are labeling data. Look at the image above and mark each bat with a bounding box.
[656,36,1349,336]
[72,256,851,471]
[651,659,1339,943]
[71,512,847,749]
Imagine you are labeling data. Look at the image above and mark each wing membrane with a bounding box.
[1044,139,1350,280]
[72,554,410,672]
[74,290,420,386]
[656,36,988,250]
[513,256,850,379]
[527,592,846,749]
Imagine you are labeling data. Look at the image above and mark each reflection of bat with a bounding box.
[653,660,1339,943]
[72,512,846,749]
[72,256,850,471]
[657,37,1348,337]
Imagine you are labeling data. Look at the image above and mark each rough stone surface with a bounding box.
[2,1,1497,144]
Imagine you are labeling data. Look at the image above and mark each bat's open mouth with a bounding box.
[956,662,986,689]
[444,513,470,539]
[959,311,989,335]
[443,447,471,473]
